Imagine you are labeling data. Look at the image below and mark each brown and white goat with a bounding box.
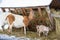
[6,8,34,35]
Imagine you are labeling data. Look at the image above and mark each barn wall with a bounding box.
[50,0,60,8]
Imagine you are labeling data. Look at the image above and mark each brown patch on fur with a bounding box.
[23,8,34,27]
[6,14,15,24]
[23,16,29,27]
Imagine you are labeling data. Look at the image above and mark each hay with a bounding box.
[52,9,60,35]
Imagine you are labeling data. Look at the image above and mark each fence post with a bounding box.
[45,6,54,27]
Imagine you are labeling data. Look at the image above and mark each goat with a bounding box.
[36,25,50,36]
[5,8,34,35]
[0,8,34,35]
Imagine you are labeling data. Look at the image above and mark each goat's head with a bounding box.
[28,8,34,21]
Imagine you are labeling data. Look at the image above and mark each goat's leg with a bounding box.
[39,32,41,37]
[0,25,3,31]
[7,18,13,33]
[37,31,40,37]
[43,31,48,36]
[24,25,26,35]
[38,31,41,37]
[8,23,13,33]
[6,14,15,33]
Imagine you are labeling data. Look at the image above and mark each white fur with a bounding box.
[0,9,11,30]
[36,25,50,36]
[12,14,25,28]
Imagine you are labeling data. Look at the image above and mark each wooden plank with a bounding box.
[45,6,54,26]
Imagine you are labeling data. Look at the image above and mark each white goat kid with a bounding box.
[36,25,50,36]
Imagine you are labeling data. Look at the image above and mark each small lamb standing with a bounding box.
[36,25,50,37]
